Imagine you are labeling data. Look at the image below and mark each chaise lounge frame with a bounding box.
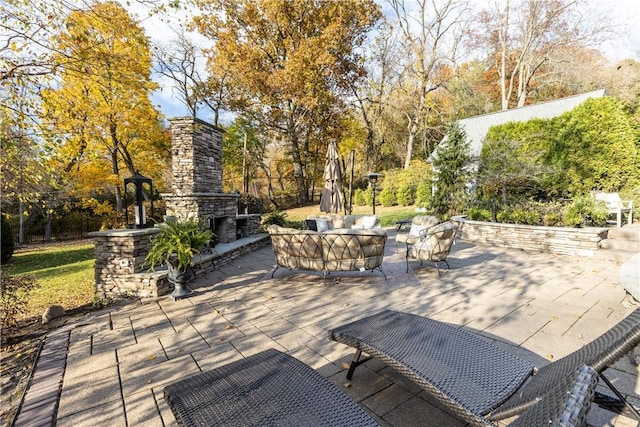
[328,308,640,426]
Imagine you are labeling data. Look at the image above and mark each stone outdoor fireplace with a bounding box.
[161,117,239,243]
[90,116,266,298]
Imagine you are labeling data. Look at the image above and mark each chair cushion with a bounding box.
[409,223,425,236]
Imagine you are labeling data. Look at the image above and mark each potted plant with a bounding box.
[145,218,213,300]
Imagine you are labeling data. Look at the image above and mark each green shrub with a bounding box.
[1,272,40,332]
[1,214,14,263]
[467,207,492,221]
[562,208,583,227]
[562,196,608,227]
[396,185,414,206]
[496,211,511,223]
[380,186,396,207]
[353,188,366,206]
[363,187,374,206]
[510,209,539,225]
[262,211,288,228]
[542,213,560,226]
[415,181,432,207]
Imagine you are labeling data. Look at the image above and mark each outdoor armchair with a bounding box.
[328,308,640,426]
[405,221,458,273]
[395,215,439,251]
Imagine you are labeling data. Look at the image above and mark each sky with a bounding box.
[127,0,640,122]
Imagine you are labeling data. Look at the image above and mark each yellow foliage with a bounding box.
[42,1,170,204]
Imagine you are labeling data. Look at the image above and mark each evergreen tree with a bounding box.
[431,121,472,219]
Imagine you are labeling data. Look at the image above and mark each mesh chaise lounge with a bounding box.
[163,347,602,427]
[328,308,640,426]
[164,348,378,427]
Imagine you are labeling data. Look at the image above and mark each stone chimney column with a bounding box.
[168,117,224,195]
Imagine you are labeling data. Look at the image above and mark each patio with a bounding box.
[15,227,639,426]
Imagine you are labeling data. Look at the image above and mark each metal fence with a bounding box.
[8,213,106,246]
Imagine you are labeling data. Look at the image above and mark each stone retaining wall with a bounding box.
[452,216,608,257]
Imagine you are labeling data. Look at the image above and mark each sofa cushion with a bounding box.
[361,215,378,229]
[316,218,330,232]
[306,214,344,229]
[347,215,380,229]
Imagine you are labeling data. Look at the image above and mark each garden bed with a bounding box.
[452,216,608,257]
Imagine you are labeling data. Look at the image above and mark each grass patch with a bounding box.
[3,241,95,319]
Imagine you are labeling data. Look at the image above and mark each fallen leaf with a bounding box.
[225,325,233,330]
[341,362,350,370]
[546,353,554,360]
[147,354,156,361]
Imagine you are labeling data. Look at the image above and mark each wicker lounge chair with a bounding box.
[164,349,597,427]
[328,308,640,426]
[164,348,378,427]
[163,347,601,427]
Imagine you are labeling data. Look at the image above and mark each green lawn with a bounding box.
[3,241,96,319]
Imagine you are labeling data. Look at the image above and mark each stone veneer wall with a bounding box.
[90,228,161,298]
[452,216,608,257]
[169,116,224,195]
[90,228,269,298]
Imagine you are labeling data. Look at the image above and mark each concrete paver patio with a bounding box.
[15,228,640,426]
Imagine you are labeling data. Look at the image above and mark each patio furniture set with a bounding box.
[268,214,459,279]
[164,307,640,427]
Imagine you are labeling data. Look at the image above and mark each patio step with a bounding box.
[596,223,640,263]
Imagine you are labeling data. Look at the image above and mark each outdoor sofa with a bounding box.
[329,308,640,426]
[267,224,387,278]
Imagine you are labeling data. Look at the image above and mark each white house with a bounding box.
[430,89,606,192]
[444,89,606,160]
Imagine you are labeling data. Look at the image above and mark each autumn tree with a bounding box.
[348,21,403,172]
[154,32,231,125]
[0,114,62,244]
[471,0,612,110]
[43,1,170,215]
[192,0,382,204]
[386,0,469,169]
